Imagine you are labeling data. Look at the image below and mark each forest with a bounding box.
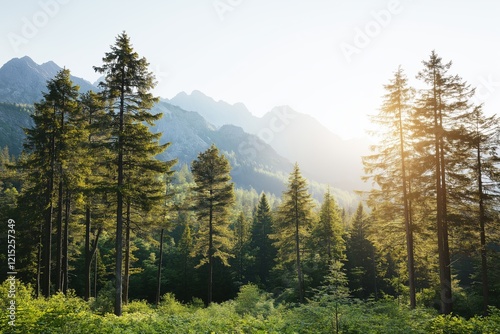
[1,32,500,333]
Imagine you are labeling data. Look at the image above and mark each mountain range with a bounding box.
[169,90,369,191]
[0,56,95,104]
[0,56,368,207]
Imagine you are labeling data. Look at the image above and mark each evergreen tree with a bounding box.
[191,144,235,304]
[178,221,195,301]
[345,203,378,299]
[313,260,350,334]
[250,193,276,287]
[271,163,314,303]
[362,66,417,307]
[316,188,345,263]
[233,211,251,285]
[413,51,477,314]
[79,90,109,301]
[459,106,500,313]
[94,32,167,316]
[22,69,82,297]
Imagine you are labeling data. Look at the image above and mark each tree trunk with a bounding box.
[156,228,164,306]
[434,85,452,314]
[477,144,489,315]
[439,126,452,314]
[398,100,416,309]
[123,201,131,305]
[295,195,304,303]
[62,192,70,294]
[115,83,125,316]
[84,206,91,301]
[42,106,56,298]
[94,248,99,298]
[207,195,214,305]
[55,178,63,292]
[37,229,42,298]
[56,106,65,293]
[85,207,102,301]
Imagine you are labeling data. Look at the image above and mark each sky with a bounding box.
[1,0,499,140]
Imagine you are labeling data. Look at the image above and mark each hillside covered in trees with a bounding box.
[1,32,499,333]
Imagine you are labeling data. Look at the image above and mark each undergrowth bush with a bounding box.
[2,280,500,333]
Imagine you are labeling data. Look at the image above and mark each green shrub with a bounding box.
[235,284,274,317]
[157,293,188,315]
[123,299,152,314]
[3,279,500,333]
[90,281,114,315]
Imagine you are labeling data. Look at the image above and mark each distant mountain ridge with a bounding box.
[0,56,96,104]
[150,101,293,195]
[0,57,364,206]
[169,90,370,191]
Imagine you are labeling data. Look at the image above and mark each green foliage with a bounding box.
[346,203,379,299]
[191,144,235,303]
[90,281,115,315]
[249,193,277,286]
[3,280,500,333]
[191,144,235,268]
[0,103,33,156]
[157,293,188,315]
[271,163,315,302]
[234,284,274,316]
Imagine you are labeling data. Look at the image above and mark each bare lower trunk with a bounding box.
[55,178,63,292]
[477,145,489,315]
[62,192,70,294]
[123,201,131,305]
[156,229,164,306]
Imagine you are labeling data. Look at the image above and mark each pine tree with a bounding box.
[233,211,251,284]
[345,203,377,299]
[362,66,416,307]
[313,260,350,334]
[458,106,499,314]
[272,163,314,303]
[155,172,176,306]
[317,188,345,263]
[413,51,477,314]
[250,193,276,286]
[191,144,235,304]
[79,90,109,301]
[94,32,167,316]
[177,221,193,300]
[22,69,81,297]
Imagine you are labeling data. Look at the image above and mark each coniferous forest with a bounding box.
[1,32,500,333]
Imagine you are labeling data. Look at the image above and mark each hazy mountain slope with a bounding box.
[169,91,370,191]
[0,103,33,156]
[0,56,96,104]
[150,101,293,195]
[170,90,255,128]
[0,57,362,206]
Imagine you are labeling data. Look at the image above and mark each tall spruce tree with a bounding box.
[23,69,81,297]
[250,193,276,286]
[233,211,251,284]
[459,106,499,314]
[345,203,378,299]
[316,188,345,263]
[79,90,109,301]
[191,144,235,304]
[272,163,314,303]
[362,66,416,308]
[94,32,167,316]
[413,51,476,314]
